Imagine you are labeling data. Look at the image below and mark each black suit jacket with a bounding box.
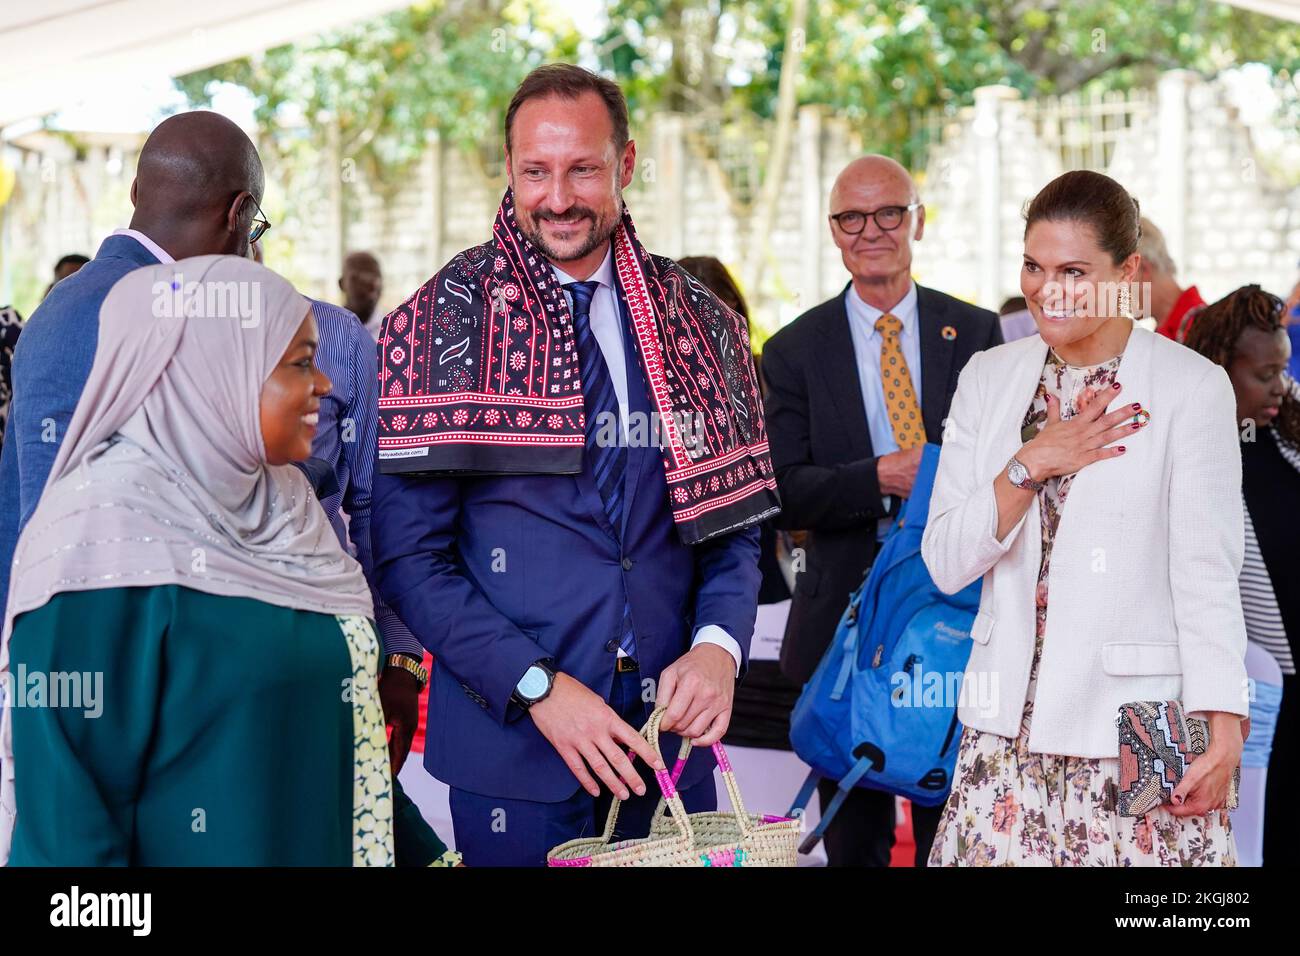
[761,282,1003,684]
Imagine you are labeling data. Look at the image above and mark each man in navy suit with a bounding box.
[371,65,775,866]
[0,111,266,611]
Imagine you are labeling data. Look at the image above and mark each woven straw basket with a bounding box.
[547,707,801,867]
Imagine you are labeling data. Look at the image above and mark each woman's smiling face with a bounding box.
[259,308,330,465]
[1021,218,1139,351]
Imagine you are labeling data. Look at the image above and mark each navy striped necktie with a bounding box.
[565,280,636,660]
[566,280,628,525]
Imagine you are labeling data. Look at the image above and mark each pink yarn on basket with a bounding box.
[547,710,799,866]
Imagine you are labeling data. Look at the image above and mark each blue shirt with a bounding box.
[1288,324,1300,384]
[0,233,160,610]
[308,299,422,658]
[843,281,922,541]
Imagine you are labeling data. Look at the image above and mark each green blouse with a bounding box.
[6,584,449,866]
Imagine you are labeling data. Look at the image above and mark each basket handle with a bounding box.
[600,707,754,847]
[598,708,696,848]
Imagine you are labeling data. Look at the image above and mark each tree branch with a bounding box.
[1041,50,1140,93]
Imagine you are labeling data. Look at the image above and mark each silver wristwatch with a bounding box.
[1006,456,1044,492]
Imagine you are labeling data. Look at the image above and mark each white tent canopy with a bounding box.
[1,0,1296,130]
[0,0,411,128]
[1220,0,1300,21]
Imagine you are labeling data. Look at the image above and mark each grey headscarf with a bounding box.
[1,255,373,861]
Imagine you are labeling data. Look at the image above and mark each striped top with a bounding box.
[1241,490,1292,674]
[1241,425,1300,676]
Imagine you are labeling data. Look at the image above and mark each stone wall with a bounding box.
[4,70,1297,328]
[281,105,865,336]
[0,107,865,332]
[912,71,1300,312]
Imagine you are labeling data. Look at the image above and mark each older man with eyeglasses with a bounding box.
[761,154,1002,867]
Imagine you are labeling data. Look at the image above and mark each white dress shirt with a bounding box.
[111,228,174,264]
[552,246,743,675]
[843,281,922,540]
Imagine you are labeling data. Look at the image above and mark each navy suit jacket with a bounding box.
[371,286,762,803]
[0,235,160,609]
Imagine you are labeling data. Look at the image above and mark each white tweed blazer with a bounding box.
[922,325,1249,758]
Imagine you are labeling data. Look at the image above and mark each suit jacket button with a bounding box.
[621,557,634,571]
[605,638,619,652]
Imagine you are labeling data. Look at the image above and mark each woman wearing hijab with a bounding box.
[1,256,437,866]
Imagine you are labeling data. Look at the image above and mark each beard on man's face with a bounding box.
[520,197,622,264]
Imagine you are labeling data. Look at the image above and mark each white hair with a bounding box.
[1137,217,1177,275]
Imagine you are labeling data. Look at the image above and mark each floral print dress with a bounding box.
[927,349,1236,867]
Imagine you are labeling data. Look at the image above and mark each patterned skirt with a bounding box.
[926,725,1236,866]
[928,591,1236,867]
[927,589,1237,867]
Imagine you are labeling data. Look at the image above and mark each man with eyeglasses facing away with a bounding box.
[0,111,268,615]
[761,155,1001,866]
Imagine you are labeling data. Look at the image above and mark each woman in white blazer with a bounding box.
[923,170,1248,866]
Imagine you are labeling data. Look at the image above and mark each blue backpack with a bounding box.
[787,442,981,852]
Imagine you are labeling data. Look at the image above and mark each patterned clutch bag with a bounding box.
[1116,700,1240,817]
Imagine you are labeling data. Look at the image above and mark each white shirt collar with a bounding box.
[550,244,615,291]
[845,280,918,334]
[111,228,175,264]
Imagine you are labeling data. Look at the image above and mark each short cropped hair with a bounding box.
[505,64,629,154]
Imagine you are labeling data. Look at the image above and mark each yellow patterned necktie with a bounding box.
[875,313,926,449]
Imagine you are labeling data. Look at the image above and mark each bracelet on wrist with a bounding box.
[385,653,429,691]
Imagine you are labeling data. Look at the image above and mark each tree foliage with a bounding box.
[176,0,580,189]
[598,0,1300,164]
[175,0,1300,189]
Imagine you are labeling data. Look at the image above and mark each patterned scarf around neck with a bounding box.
[376,189,780,544]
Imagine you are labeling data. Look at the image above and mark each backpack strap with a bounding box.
[830,619,859,700]
[794,753,877,855]
[787,768,821,821]
[900,442,942,527]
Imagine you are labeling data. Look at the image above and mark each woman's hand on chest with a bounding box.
[1018,382,1150,482]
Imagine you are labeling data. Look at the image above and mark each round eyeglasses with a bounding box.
[829,203,920,235]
